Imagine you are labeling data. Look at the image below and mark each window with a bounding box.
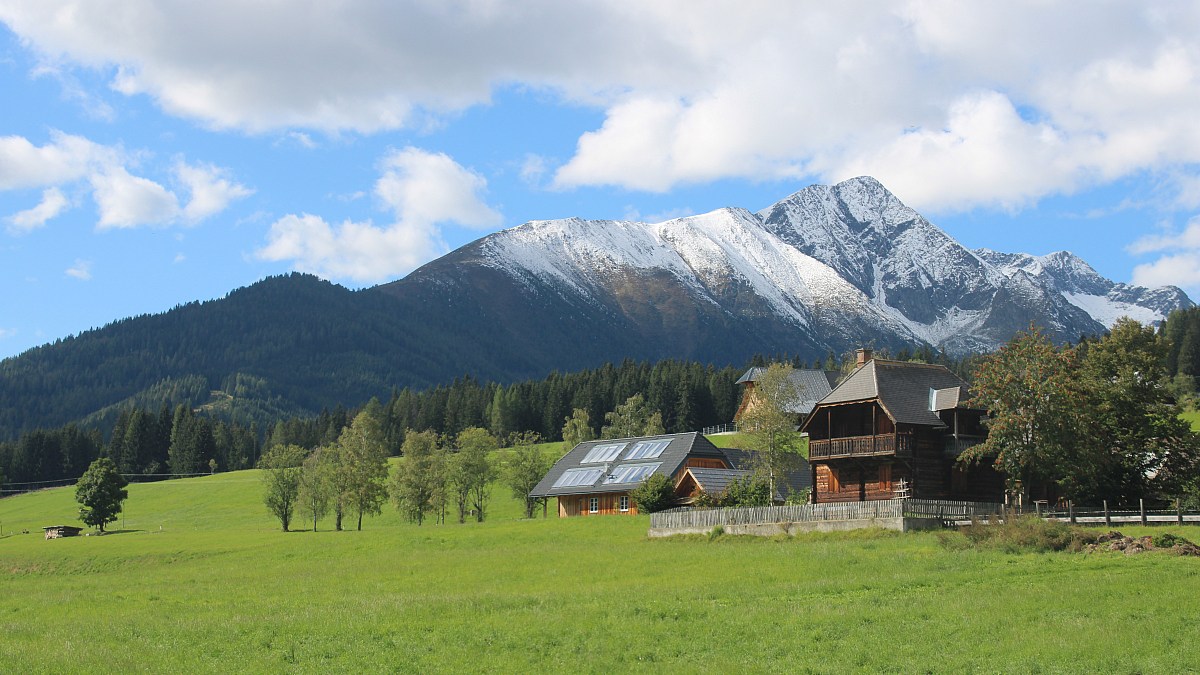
[603,463,661,485]
[581,443,626,463]
[626,439,670,460]
[553,467,605,488]
[589,497,599,513]
[620,495,630,512]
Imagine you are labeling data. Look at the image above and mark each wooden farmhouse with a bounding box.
[530,432,812,517]
[801,350,1004,504]
[733,366,841,425]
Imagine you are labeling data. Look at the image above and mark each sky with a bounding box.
[2,1,1200,360]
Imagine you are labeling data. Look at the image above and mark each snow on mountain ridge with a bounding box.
[468,176,1190,355]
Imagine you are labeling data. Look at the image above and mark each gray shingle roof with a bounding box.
[529,431,727,498]
[684,468,752,494]
[719,447,813,496]
[811,359,971,428]
[735,367,842,415]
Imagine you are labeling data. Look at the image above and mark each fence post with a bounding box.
[1103,500,1111,528]
[1140,498,1147,526]
[1069,501,1075,524]
[1178,498,1184,525]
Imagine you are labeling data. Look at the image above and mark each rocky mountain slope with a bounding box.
[2,177,1191,436]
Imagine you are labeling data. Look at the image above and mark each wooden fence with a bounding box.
[649,498,1005,530]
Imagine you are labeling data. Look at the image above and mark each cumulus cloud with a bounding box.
[0,131,113,190]
[6,187,70,233]
[0,131,249,230]
[1129,219,1200,292]
[175,161,254,222]
[65,258,92,280]
[90,166,180,229]
[4,3,1200,212]
[257,147,501,282]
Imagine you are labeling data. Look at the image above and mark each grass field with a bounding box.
[1183,409,1200,432]
[3,447,1200,673]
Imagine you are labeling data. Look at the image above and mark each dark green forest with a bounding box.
[1,358,746,489]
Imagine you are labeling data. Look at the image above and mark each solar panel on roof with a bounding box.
[553,467,605,488]
[625,439,669,460]
[603,463,661,485]
[581,443,626,463]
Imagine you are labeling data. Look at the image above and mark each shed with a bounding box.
[43,525,83,539]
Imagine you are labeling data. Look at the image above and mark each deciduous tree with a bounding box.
[449,427,497,523]
[561,408,595,448]
[336,407,390,531]
[963,325,1088,497]
[259,444,306,532]
[741,363,804,501]
[601,394,664,439]
[298,447,332,532]
[75,457,128,532]
[391,430,440,525]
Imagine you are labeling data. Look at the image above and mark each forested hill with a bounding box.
[0,273,517,438]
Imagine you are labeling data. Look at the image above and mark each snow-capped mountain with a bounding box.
[380,176,1192,360]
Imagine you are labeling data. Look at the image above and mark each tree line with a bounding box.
[1,357,746,490]
[259,400,554,531]
[963,319,1200,507]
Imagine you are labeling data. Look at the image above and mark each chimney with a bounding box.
[855,348,873,367]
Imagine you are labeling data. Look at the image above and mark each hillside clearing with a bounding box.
[1,468,1198,672]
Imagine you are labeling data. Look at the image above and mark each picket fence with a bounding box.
[649,498,1005,530]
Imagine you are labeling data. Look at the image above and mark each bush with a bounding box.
[949,513,1094,553]
[629,473,675,513]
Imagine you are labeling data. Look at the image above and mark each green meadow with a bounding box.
[2,448,1199,673]
[1183,409,1200,432]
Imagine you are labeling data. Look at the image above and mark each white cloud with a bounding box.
[0,327,16,339]
[1128,220,1200,255]
[519,154,548,186]
[1,131,249,230]
[0,131,113,190]
[175,161,253,222]
[4,3,1200,212]
[258,147,501,282]
[6,187,70,233]
[374,148,502,231]
[90,166,180,229]
[65,258,92,280]
[1132,252,1200,291]
[1129,218,1200,293]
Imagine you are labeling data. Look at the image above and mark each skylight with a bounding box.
[553,467,605,488]
[603,463,662,485]
[625,439,670,460]
[581,443,626,463]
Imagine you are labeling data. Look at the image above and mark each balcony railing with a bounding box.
[944,436,986,457]
[809,433,913,459]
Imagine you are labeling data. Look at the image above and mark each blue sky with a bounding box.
[2,2,1200,360]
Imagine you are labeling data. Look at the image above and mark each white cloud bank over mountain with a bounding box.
[3,1,1200,287]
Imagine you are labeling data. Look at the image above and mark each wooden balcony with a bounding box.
[809,433,913,460]
[944,436,986,457]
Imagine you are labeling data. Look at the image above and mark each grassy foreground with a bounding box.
[2,462,1199,673]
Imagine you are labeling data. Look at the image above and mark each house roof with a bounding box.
[529,431,728,498]
[717,447,814,497]
[807,359,972,428]
[684,467,752,495]
[735,367,842,415]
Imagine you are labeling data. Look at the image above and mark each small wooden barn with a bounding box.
[43,525,83,539]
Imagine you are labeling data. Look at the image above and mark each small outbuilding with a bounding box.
[43,525,83,539]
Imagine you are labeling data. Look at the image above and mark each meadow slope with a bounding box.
[2,452,1199,673]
